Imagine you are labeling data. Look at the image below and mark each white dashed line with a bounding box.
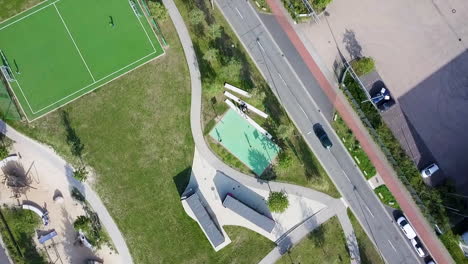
[235,7,244,19]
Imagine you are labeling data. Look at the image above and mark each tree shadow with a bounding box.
[193,42,216,82]
[247,148,271,177]
[172,167,192,196]
[343,29,362,60]
[61,111,84,159]
[296,137,320,180]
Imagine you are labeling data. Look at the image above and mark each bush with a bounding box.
[0,207,46,264]
[277,151,293,169]
[350,57,375,76]
[268,191,289,213]
[312,0,332,12]
[148,1,168,22]
[188,9,205,25]
[73,166,88,182]
[74,215,107,248]
[0,144,8,160]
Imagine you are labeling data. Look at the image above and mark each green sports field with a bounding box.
[0,0,164,121]
[210,109,280,175]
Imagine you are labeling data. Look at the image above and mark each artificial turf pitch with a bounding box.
[210,109,280,175]
[0,0,164,121]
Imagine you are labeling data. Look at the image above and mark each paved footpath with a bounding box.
[0,121,133,264]
[263,0,454,263]
[162,0,359,262]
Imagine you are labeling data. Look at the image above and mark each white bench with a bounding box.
[224,83,251,98]
[224,91,268,119]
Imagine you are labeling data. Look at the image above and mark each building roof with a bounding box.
[223,194,275,233]
[185,193,225,248]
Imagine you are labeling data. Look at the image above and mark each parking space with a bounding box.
[297,0,468,191]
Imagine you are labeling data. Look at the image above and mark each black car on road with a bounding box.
[313,123,332,149]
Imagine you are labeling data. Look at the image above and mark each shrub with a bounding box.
[74,215,106,248]
[0,144,8,160]
[188,9,205,25]
[203,48,219,65]
[350,57,375,76]
[277,151,293,169]
[148,1,168,22]
[268,191,289,213]
[312,0,332,12]
[73,166,88,182]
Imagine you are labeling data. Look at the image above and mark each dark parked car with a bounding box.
[313,123,332,149]
[369,81,395,112]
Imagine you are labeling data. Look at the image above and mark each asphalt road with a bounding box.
[214,0,422,263]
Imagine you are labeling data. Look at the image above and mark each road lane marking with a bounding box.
[342,170,351,183]
[278,73,286,85]
[235,7,244,19]
[256,40,265,52]
[298,105,307,116]
[365,204,375,218]
[388,240,397,252]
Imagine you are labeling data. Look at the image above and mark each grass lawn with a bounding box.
[347,209,384,264]
[277,216,350,264]
[176,0,340,198]
[6,7,275,264]
[0,206,46,264]
[374,185,400,210]
[0,0,42,22]
[332,113,375,179]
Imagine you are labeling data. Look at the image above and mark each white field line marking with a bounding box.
[388,240,397,252]
[31,51,156,114]
[132,0,156,52]
[53,3,96,82]
[235,8,244,19]
[25,51,164,121]
[0,0,60,31]
[342,170,351,183]
[14,79,36,114]
[364,204,375,218]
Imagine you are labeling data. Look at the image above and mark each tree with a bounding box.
[277,151,293,169]
[188,9,205,25]
[276,124,294,141]
[220,59,242,81]
[267,191,289,213]
[203,48,219,65]
[350,57,375,76]
[148,1,168,22]
[73,166,88,182]
[208,23,222,40]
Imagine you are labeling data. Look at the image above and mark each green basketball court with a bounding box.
[210,109,280,175]
[0,0,164,121]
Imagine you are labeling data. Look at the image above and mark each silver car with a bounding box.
[421,163,439,178]
[410,238,426,257]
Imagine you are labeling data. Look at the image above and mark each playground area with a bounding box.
[0,0,164,121]
[0,138,121,263]
[210,109,280,175]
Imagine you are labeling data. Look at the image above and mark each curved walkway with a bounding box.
[0,121,133,264]
[161,0,359,262]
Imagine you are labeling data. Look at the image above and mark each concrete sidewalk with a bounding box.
[263,0,454,262]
